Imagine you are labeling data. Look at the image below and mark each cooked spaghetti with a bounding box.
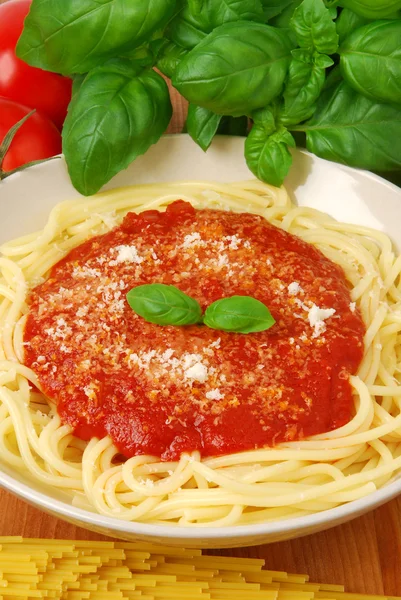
[0,180,401,526]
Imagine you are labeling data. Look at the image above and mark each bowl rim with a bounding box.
[1,137,401,541]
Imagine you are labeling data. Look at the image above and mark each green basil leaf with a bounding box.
[270,0,303,27]
[322,64,343,91]
[336,0,401,19]
[127,284,202,326]
[301,80,401,171]
[166,0,266,50]
[173,22,294,117]
[63,62,172,196]
[290,47,334,69]
[16,0,177,75]
[217,115,249,136]
[72,74,87,98]
[279,58,326,126]
[261,0,295,20]
[290,47,313,62]
[186,105,222,151]
[340,21,401,106]
[336,8,371,44]
[149,37,170,59]
[313,53,334,68]
[290,0,339,55]
[245,125,295,187]
[166,6,208,49]
[119,45,156,69]
[186,111,249,142]
[195,0,265,29]
[251,107,276,133]
[188,0,203,13]
[203,296,276,333]
[157,42,188,78]
[327,6,337,19]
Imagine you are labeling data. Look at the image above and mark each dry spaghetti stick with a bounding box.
[0,588,45,597]
[5,576,41,584]
[207,591,277,599]
[127,574,175,584]
[319,584,345,592]
[116,543,202,557]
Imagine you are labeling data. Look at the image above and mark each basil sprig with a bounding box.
[127,284,202,326]
[126,284,275,334]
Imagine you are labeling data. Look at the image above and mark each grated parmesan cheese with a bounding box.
[111,245,143,265]
[217,254,230,268]
[307,304,336,338]
[182,232,204,249]
[206,388,224,400]
[184,362,208,383]
[83,383,97,399]
[44,317,72,340]
[288,282,303,296]
[349,302,356,313]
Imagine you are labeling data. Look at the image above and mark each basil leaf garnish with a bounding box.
[203,296,276,334]
[127,284,202,326]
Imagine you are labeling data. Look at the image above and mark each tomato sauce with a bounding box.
[24,201,365,460]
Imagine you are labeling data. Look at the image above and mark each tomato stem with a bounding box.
[0,109,36,162]
[0,156,61,180]
[0,109,60,181]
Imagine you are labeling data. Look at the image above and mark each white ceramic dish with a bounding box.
[1,134,401,548]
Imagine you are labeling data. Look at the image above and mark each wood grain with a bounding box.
[1,0,401,594]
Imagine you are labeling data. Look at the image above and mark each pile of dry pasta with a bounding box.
[0,537,398,600]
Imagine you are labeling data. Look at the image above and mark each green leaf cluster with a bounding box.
[16,0,401,195]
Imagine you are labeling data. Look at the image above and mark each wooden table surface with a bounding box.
[1,0,401,595]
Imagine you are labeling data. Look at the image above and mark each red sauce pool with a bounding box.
[24,201,365,460]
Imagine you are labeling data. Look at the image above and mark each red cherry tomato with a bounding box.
[0,0,72,130]
[0,98,62,173]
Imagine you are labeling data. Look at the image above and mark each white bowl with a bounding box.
[1,134,401,548]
